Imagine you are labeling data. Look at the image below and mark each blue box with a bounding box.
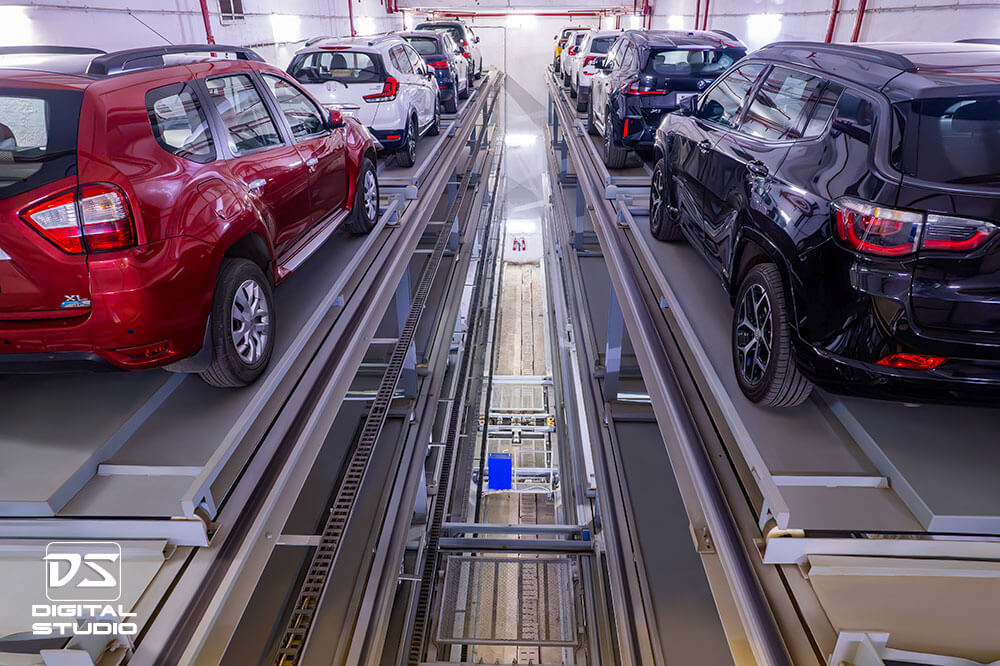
[487,453,513,490]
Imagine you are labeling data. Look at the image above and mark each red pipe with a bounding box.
[694,0,701,30]
[701,0,711,30]
[825,0,841,42]
[198,0,215,44]
[850,0,868,42]
[347,0,356,36]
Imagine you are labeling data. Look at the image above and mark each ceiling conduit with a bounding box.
[825,0,841,42]
[851,0,868,42]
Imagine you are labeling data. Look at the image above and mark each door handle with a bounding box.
[305,157,319,170]
[746,161,769,178]
[698,140,712,153]
[247,178,267,192]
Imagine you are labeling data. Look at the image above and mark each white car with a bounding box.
[560,29,591,86]
[569,30,620,112]
[288,35,439,167]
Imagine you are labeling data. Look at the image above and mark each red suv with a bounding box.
[0,45,379,386]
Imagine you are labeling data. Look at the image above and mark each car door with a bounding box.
[388,45,419,125]
[668,63,767,261]
[445,34,468,89]
[701,65,828,276]
[593,38,623,126]
[404,43,436,122]
[261,73,347,226]
[203,73,312,256]
[607,42,639,129]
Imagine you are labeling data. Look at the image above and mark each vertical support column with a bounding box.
[574,183,586,253]
[448,167,459,210]
[604,285,623,403]
[450,216,460,252]
[395,268,418,398]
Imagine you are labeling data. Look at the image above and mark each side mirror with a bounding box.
[679,94,699,115]
[328,109,344,129]
[474,35,480,43]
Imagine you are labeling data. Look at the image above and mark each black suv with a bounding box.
[650,41,1000,407]
[588,30,745,168]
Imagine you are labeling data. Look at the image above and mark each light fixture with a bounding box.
[0,6,32,46]
[667,15,685,30]
[505,218,539,234]
[356,16,377,36]
[746,13,782,50]
[269,14,301,43]
[506,14,537,30]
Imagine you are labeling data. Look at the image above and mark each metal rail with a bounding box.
[545,71,794,666]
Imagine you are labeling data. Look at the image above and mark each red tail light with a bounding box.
[461,51,472,60]
[623,79,665,96]
[363,76,399,102]
[427,60,449,69]
[833,198,922,257]
[583,56,596,67]
[568,46,578,55]
[462,40,468,48]
[877,353,947,370]
[20,183,136,254]
[834,198,997,257]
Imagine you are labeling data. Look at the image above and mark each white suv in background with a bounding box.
[570,30,620,112]
[560,29,591,86]
[288,35,439,167]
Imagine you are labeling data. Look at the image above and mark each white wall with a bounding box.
[649,0,1000,50]
[0,1,404,67]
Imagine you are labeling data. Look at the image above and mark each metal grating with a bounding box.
[490,383,546,413]
[436,556,577,646]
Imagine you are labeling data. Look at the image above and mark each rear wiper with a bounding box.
[946,173,1000,185]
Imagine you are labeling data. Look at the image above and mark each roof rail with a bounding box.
[86,44,264,76]
[0,46,106,56]
[956,38,1000,46]
[367,34,402,46]
[304,36,333,47]
[758,41,916,72]
[710,29,742,43]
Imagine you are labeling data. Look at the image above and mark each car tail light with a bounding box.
[363,76,399,102]
[583,56,596,67]
[922,213,997,251]
[78,184,136,251]
[877,353,947,370]
[19,183,136,254]
[568,46,578,55]
[462,40,469,49]
[427,60,449,69]
[833,198,922,257]
[461,51,472,60]
[834,198,997,257]
[623,79,665,96]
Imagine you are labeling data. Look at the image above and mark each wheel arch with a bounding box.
[224,232,274,285]
[729,234,803,333]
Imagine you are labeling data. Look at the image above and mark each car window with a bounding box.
[644,48,744,76]
[740,66,827,141]
[289,51,381,84]
[262,75,326,140]
[612,40,628,68]
[390,45,413,74]
[591,37,615,55]
[696,63,766,128]
[205,74,283,154]
[441,33,459,54]
[406,36,439,56]
[802,81,843,138]
[621,45,638,70]
[604,39,623,67]
[831,89,877,149]
[0,89,82,199]
[146,83,215,162]
[403,45,425,73]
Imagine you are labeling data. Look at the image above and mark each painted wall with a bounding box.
[0,1,404,67]
[648,0,1000,51]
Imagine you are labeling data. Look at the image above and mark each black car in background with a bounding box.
[399,30,470,113]
[650,41,1000,407]
[588,30,746,168]
[415,20,483,79]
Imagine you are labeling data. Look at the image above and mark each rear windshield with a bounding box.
[897,96,1000,186]
[405,36,440,56]
[591,38,615,54]
[644,48,744,77]
[419,24,464,46]
[288,51,382,84]
[0,88,82,200]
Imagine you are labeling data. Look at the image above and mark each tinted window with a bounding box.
[146,83,215,162]
[898,95,1000,185]
[644,48,743,77]
[419,24,464,46]
[604,39,623,66]
[572,32,587,47]
[389,46,412,73]
[803,81,842,138]
[591,37,615,54]
[206,74,282,154]
[406,36,440,56]
[262,75,325,139]
[0,88,82,199]
[404,45,425,73]
[289,51,381,84]
[621,45,638,70]
[696,63,766,128]
[741,67,826,141]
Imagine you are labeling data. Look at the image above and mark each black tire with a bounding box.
[649,159,684,241]
[200,259,275,388]
[474,60,482,79]
[445,86,459,113]
[468,68,474,91]
[397,115,417,168]
[554,59,561,73]
[563,71,571,87]
[457,76,469,100]
[587,101,599,136]
[346,158,378,235]
[575,93,587,113]
[731,264,813,407]
[602,109,628,169]
[569,79,578,98]
[427,101,440,136]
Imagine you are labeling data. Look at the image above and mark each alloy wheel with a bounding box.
[231,278,270,364]
[363,169,377,221]
[735,283,773,385]
[650,165,663,222]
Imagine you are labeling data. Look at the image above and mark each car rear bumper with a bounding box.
[0,237,214,371]
[370,128,407,152]
[0,351,116,373]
